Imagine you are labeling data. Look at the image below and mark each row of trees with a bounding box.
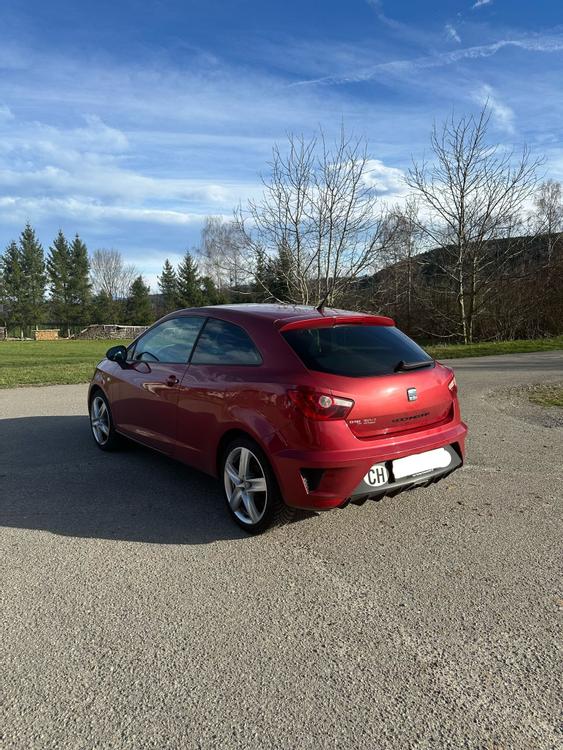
[0,226,91,337]
[0,229,158,336]
[0,227,232,336]
[157,252,225,314]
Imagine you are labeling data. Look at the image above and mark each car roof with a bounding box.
[176,303,393,327]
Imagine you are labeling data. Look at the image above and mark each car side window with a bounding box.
[133,317,205,364]
[191,319,262,366]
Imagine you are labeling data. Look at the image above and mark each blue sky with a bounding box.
[1,0,562,289]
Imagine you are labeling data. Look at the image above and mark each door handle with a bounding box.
[166,375,179,387]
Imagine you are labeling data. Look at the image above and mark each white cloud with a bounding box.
[0,104,14,121]
[472,84,515,133]
[0,195,213,226]
[472,0,492,8]
[76,115,129,152]
[0,100,264,240]
[292,34,563,87]
[445,24,461,44]
[363,159,406,198]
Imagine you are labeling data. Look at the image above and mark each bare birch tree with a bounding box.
[90,248,138,300]
[532,180,562,268]
[199,216,247,294]
[235,128,392,307]
[407,106,541,343]
[377,198,424,332]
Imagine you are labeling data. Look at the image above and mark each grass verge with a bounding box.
[528,385,563,408]
[426,336,563,359]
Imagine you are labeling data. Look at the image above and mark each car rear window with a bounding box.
[282,324,432,377]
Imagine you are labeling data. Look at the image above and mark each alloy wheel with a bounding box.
[90,395,110,446]
[224,446,268,525]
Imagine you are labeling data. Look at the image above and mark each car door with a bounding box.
[113,315,206,454]
[175,317,263,473]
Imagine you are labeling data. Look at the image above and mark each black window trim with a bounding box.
[188,316,263,367]
[126,315,207,365]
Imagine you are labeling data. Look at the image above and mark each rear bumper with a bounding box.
[347,443,462,505]
[270,420,467,510]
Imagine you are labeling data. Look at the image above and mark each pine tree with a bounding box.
[177,251,202,308]
[2,241,25,336]
[126,275,154,325]
[158,258,179,313]
[200,275,225,306]
[47,230,72,336]
[68,234,92,330]
[0,255,6,327]
[265,244,292,302]
[19,223,46,334]
[91,291,117,324]
[253,247,270,302]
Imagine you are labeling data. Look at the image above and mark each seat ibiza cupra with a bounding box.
[89,304,467,533]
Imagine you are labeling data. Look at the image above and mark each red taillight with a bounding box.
[288,388,354,421]
[448,374,458,396]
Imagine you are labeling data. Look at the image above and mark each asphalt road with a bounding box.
[1,351,562,749]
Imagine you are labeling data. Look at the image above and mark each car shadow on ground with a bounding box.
[0,415,271,545]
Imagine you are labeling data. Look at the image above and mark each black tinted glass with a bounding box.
[133,317,205,364]
[191,319,262,365]
[283,325,432,377]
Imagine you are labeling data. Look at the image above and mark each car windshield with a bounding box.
[282,324,433,377]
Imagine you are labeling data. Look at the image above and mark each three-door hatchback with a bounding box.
[89,304,467,533]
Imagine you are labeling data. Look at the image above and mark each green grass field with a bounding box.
[0,339,130,388]
[0,335,562,389]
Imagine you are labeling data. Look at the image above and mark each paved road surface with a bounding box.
[1,352,562,749]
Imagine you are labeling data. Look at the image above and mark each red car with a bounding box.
[89,304,467,533]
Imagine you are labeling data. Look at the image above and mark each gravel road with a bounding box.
[1,351,562,749]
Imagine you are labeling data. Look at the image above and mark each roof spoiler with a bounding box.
[277,315,395,332]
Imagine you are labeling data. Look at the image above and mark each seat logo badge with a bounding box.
[407,387,417,402]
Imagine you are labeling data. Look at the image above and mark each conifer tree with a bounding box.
[0,255,6,327]
[126,275,154,325]
[158,258,179,313]
[91,291,117,324]
[253,247,270,302]
[19,223,46,333]
[264,244,292,302]
[2,241,25,336]
[177,251,202,308]
[68,234,92,329]
[47,230,72,336]
[200,275,225,306]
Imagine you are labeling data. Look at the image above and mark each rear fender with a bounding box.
[214,409,285,479]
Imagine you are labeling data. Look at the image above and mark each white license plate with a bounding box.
[392,447,452,479]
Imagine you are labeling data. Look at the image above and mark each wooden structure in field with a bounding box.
[72,324,149,340]
[34,329,60,341]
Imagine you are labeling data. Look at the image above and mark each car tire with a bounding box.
[221,436,295,534]
[89,390,121,452]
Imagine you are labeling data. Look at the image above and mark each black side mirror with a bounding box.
[106,345,128,367]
